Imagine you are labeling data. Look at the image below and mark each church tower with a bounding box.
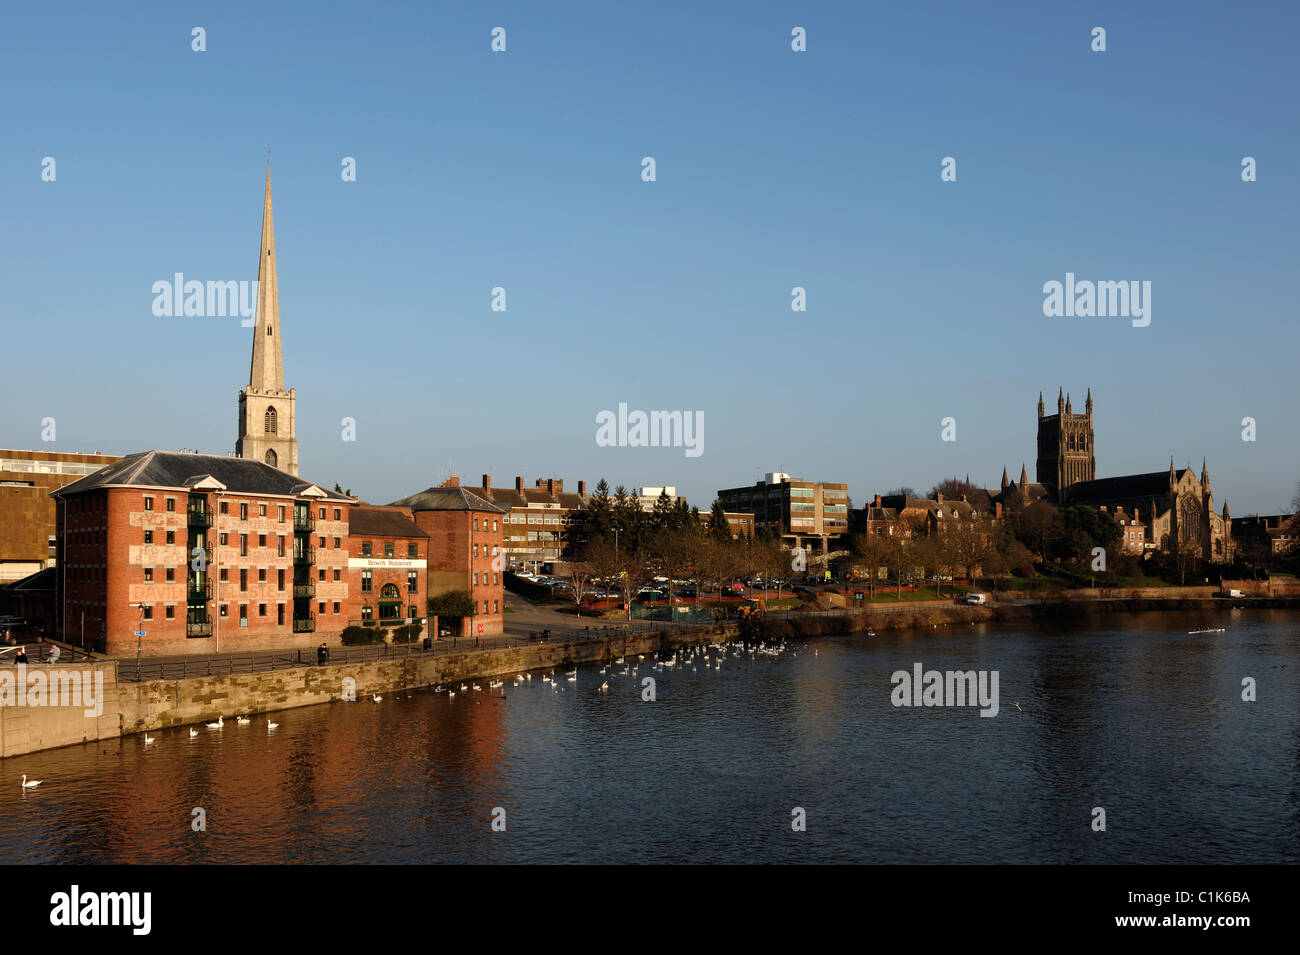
[236,161,298,475]
[1036,386,1095,502]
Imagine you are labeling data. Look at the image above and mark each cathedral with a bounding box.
[235,162,299,475]
[995,389,1232,561]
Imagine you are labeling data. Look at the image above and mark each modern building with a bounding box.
[346,507,428,631]
[461,475,590,570]
[716,473,849,558]
[235,162,298,475]
[632,485,680,512]
[51,451,355,656]
[0,449,121,583]
[389,478,507,638]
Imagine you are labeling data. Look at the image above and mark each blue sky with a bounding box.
[2,1,1296,514]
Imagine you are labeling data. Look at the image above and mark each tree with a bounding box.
[928,476,980,501]
[651,488,676,532]
[428,590,476,636]
[886,487,917,499]
[1174,538,1200,586]
[1015,502,1065,565]
[946,518,990,582]
[564,561,593,614]
[883,535,914,597]
[851,532,889,596]
[707,500,733,542]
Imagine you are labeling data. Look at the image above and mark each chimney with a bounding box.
[874,493,881,508]
[546,478,556,495]
[960,494,967,503]
[515,476,524,492]
[578,480,586,496]
[442,475,460,488]
[482,474,491,492]
[936,491,943,503]
[995,501,1003,520]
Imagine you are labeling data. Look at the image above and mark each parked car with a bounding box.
[964,593,987,605]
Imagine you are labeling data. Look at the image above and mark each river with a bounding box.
[2,609,1297,863]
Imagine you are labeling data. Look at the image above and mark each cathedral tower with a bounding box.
[1036,386,1094,501]
[236,161,298,475]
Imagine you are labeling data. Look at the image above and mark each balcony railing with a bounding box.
[293,547,316,565]
[292,616,316,633]
[293,582,316,598]
[186,619,213,637]
[187,506,213,529]
[293,513,316,532]
[187,578,212,602]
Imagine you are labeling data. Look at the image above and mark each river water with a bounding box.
[2,609,1297,864]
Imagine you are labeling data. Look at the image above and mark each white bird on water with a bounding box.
[599,681,609,693]
[206,716,224,729]
[236,715,251,725]
[144,734,156,745]
[20,775,41,789]
[189,728,199,738]
[267,720,279,730]
[372,694,383,703]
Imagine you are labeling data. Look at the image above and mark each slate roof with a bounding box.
[49,450,351,500]
[1066,470,1187,505]
[389,486,506,514]
[348,507,429,538]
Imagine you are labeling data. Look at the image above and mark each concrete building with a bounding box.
[632,485,680,512]
[0,449,121,583]
[389,478,507,638]
[51,451,354,655]
[235,162,298,475]
[716,472,849,558]
[462,474,589,571]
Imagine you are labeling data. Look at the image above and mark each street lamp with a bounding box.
[135,602,147,680]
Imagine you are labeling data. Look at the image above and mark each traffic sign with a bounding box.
[134,630,147,637]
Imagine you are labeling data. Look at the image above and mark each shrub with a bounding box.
[341,625,385,646]
[392,622,423,643]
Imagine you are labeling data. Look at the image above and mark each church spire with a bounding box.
[1065,393,1072,414]
[1201,457,1210,491]
[1085,387,1092,416]
[1038,392,1045,419]
[249,158,284,393]
[1057,387,1064,414]
[1020,462,1028,487]
[1001,466,1009,490]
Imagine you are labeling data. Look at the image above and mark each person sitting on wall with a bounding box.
[45,645,61,664]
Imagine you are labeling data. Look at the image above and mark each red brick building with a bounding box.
[346,507,428,632]
[52,450,356,656]
[390,478,506,638]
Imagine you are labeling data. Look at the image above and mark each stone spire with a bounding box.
[1085,387,1093,416]
[1201,457,1210,492]
[1001,466,1009,490]
[236,159,298,475]
[1020,462,1028,487]
[249,159,284,392]
[1057,387,1064,414]
[1038,392,1045,419]
[1066,393,1072,414]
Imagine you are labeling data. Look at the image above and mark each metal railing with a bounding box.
[293,582,316,598]
[186,620,213,637]
[291,616,316,633]
[187,578,212,601]
[186,506,212,529]
[293,547,316,565]
[293,513,315,532]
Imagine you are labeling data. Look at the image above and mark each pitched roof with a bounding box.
[50,450,350,500]
[347,507,429,538]
[1066,470,1187,505]
[388,486,506,514]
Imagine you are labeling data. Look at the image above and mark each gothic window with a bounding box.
[381,584,400,599]
[265,449,277,467]
[265,406,277,433]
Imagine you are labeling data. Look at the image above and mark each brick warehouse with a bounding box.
[345,506,428,631]
[52,451,358,656]
[390,478,506,638]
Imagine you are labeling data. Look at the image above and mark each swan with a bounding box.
[144,734,156,745]
[267,720,279,729]
[599,681,609,693]
[448,690,456,698]
[20,775,41,789]
[236,715,251,725]
[189,728,199,738]
[205,716,224,729]
[372,694,382,703]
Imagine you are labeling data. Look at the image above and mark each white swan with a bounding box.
[267,720,279,729]
[206,716,224,729]
[20,774,41,789]
[372,694,383,703]
[189,728,199,738]
[144,734,156,745]
[599,681,609,693]
[236,715,251,725]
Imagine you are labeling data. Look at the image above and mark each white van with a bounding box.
[1227,589,1245,598]
[964,593,987,606]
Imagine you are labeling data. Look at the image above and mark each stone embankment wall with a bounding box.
[0,663,121,759]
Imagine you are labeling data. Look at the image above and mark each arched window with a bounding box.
[381,584,400,599]
[265,406,277,433]
[264,449,277,467]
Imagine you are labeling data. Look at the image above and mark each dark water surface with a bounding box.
[2,609,1297,864]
